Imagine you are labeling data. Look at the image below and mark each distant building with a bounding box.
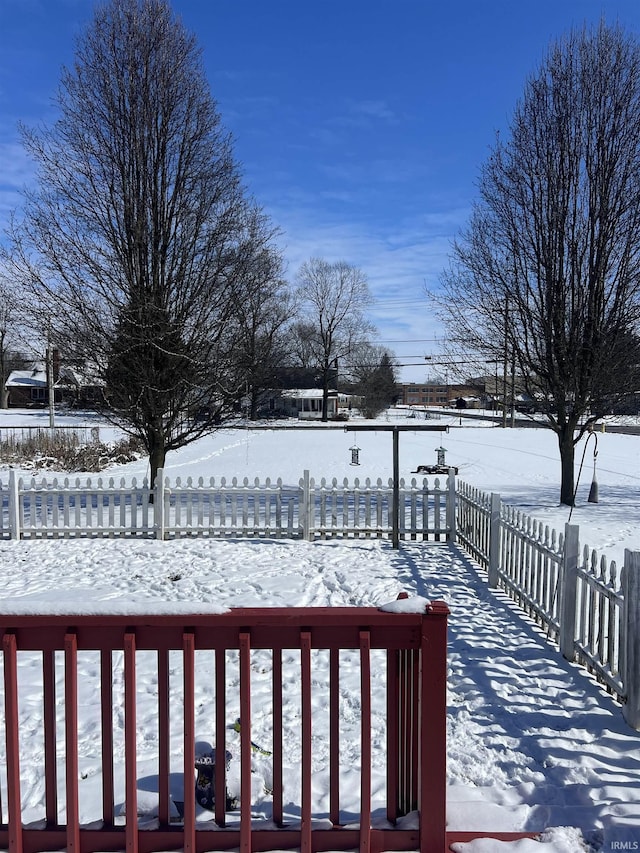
[55,365,104,408]
[5,352,104,409]
[279,389,338,419]
[260,388,363,420]
[399,381,484,408]
[5,362,55,408]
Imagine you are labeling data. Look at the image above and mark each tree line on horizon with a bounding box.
[2,0,640,504]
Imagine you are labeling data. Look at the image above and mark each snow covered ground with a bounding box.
[1,408,640,852]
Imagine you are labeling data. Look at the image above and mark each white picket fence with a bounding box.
[3,467,639,728]
[0,468,456,543]
[456,481,640,730]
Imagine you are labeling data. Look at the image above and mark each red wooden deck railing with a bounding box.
[1,604,538,852]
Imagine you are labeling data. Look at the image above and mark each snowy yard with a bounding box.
[1,409,640,852]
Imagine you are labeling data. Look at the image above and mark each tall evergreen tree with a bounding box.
[351,346,398,418]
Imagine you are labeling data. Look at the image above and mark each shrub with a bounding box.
[0,428,143,472]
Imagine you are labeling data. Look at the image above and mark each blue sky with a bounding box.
[2,0,640,382]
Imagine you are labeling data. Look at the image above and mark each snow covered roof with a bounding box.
[6,363,104,390]
[55,366,105,388]
[281,389,337,399]
[5,368,47,388]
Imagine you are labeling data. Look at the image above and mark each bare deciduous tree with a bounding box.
[437,22,640,504]
[295,258,374,421]
[224,215,294,419]
[0,264,32,409]
[7,0,279,486]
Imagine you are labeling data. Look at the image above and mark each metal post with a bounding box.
[510,346,516,428]
[502,298,509,428]
[392,427,399,549]
[47,343,55,433]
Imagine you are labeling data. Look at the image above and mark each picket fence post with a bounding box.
[446,469,457,544]
[622,549,640,730]
[487,492,501,588]
[559,524,580,662]
[300,470,312,541]
[8,468,20,540]
[154,469,165,541]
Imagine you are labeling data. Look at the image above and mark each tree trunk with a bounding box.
[149,437,166,493]
[321,371,330,422]
[0,354,7,408]
[558,426,576,506]
[249,388,259,421]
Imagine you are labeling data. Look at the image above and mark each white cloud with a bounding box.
[266,201,469,382]
[348,99,397,122]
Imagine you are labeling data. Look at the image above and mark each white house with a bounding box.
[279,389,338,419]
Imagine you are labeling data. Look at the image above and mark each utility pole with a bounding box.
[46,338,55,433]
[502,298,509,428]
[510,345,516,428]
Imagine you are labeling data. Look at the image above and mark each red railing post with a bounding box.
[239,632,252,853]
[64,632,80,853]
[386,647,399,825]
[419,602,449,853]
[124,631,138,853]
[3,632,23,853]
[329,647,340,825]
[272,648,284,827]
[42,650,58,826]
[183,631,196,853]
[359,630,372,853]
[215,647,228,827]
[300,631,312,853]
[156,649,170,827]
[100,650,115,826]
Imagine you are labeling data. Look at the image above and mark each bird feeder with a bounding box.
[587,432,599,504]
[350,445,361,466]
[435,446,448,467]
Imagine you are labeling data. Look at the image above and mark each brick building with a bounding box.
[399,381,484,408]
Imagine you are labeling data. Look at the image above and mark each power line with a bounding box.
[368,302,427,309]
[375,338,442,343]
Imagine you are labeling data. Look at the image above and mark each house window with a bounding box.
[31,388,46,401]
